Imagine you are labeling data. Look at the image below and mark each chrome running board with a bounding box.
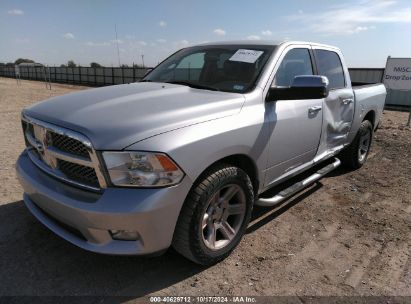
[256,158,341,207]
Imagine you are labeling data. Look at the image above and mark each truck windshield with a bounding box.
[142,44,276,93]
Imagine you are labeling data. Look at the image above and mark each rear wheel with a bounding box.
[340,120,373,169]
[172,164,254,265]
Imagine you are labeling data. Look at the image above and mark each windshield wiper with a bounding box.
[165,81,220,91]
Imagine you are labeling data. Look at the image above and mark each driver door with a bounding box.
[264,47,323,187]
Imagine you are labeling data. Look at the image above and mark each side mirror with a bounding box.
[266,75,329,102]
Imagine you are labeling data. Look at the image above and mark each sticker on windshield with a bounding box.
[229,49,264,63]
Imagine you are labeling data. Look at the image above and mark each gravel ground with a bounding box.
[0,77,410,301]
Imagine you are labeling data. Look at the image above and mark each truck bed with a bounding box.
[350,82,386,137]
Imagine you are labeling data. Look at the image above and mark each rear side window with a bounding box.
[314,50,345,90]
[274,48,313,87]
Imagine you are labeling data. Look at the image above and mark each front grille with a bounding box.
[58,159,99,188]
[50,132,90,159]
[22,115,105,191]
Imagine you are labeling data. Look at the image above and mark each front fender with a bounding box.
[126,107,270,189]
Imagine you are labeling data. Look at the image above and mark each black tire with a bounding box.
[340,120,373,169]
[172,164,254,265]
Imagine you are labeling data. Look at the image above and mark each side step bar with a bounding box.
[255,158,341,207]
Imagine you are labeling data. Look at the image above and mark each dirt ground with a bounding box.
[0,77,410,301]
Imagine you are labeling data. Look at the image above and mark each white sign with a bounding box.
[383,57,411,90]
[229,49,263,64]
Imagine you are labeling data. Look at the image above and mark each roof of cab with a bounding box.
[195,40,339,50]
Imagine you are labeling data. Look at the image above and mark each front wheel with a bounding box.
[340,120,373,169]
[172,164,254,265]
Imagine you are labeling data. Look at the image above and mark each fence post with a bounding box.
[121,67,124,84]
[112,67,114,85]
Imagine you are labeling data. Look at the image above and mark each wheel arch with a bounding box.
[363,110,376,128]
[193,154,259,196]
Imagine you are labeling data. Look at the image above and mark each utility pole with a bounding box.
[141,54,145,68]
[114,24,121,67]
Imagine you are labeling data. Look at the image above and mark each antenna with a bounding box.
[114,24,121,66]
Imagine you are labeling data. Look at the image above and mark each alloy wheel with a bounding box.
[201,184,246,250]
[358,128,371,162]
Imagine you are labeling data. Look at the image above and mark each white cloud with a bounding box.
[15,38,29,44]
[156,39,166,43]
[85,41,110,47]
[159,20,167,27]
[247,35,261,40]
[349,26,369,34]
[213,28,226,36]
[261,30,272,36]
[8,9,24,15]
[173,40,190,48]
[63,32,75,39]
[110,39,124,44]
[138,41,147,46]
[298,9,303,14]
[288,0,411,35]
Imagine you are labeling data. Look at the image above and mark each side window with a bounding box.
[314,50,345,90]
[273,48,313,87]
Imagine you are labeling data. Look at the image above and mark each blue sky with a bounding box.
[1,0,411,67]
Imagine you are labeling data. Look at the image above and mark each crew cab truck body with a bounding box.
[16,41,386,264]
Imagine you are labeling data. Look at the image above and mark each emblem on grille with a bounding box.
[32,125,57,169]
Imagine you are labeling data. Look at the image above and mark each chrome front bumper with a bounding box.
[16,151,193,255]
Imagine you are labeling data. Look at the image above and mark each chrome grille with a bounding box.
[58,159,99,188]
[50,132,90,159]
[21,114,106,191]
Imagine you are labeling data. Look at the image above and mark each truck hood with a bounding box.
[24,82,245,150]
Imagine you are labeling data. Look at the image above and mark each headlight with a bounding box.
[102,151,184,187]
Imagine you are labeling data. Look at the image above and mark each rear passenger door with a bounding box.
[313,48,354,153]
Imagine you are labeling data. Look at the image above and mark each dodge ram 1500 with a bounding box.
[16,41,386,265]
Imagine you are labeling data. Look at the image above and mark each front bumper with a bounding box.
[16,150,193,255]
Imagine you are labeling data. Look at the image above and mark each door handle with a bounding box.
[308,106,322,114]
[341,98,354,105]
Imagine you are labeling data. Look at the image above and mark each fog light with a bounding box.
[110,230,139,241]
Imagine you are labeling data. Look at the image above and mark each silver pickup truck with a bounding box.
[16,41,386,265]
